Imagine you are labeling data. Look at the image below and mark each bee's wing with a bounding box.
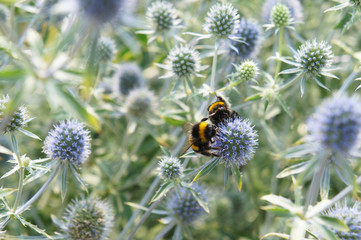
[179,122,193,156]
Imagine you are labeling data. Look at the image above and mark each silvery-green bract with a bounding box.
[307,95,361,155]
[147,1,178,32]
[158,156,183,180]
[212,116,258,167]
[204,3,240,39]
[167,184,206,224]
[43,119,91,166]
[63,196,114,240]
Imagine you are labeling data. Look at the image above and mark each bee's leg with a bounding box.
[200,117,209,122]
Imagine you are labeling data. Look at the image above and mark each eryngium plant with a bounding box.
[167,184,207,224]
[43,120,91,166]
[0,95,30,134]
[114,63,144,95]
[212,116,258,167]
[158,156,183,181]
[229,19,261,60]
[307,94,361,155]
[77,0,122,24]
[262,0,303,24]
[323,202,361,239]
[62,196,114,240]
[147,0,179,32]
[271,3,292,27]
[235,60,259,82]
[97,37,116,62]
[204,2,240,39]
[124,88,156,119]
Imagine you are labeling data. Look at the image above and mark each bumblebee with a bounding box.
[207,96,239,126]
[180,118,220,157]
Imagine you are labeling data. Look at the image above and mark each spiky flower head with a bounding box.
[0,4,9,22]
[168,45,201,79]
[43,120,91,166]
[323,202,361,239]
[63,196,114,240]
[167,184,207,224]
[124,88,156,119]
[158,156,183,180]
[0,95,29,134]
[212,116,258,167]
[271,3,291,27]
[229,19,261,60]
[262,0,303,24]
[204,3,240,39]
[114,63,143,95]
[78,0,122,24]
[97,37,116,62]
[295,39,334,76]
[307,95,361,155]
[235,60,259,82]
[147,1,178,32]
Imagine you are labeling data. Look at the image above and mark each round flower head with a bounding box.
[158,156,183,181]
[77,0,122,25]
[323,202,361,239]
[63,196,114,240]
[229,19,261,60]
[271,3,291,27]
[97,37,116,62]
[235,60,259,82]
[124,88,156,119]
[167,184,207,224]
[0,4,9,22]
[204,3,240,39]
[0,96,29,134]
[307,95,361,155]
[295,40,334,76]
[147,1,178,32]
[43,120,91,166]
[114,63,144,95]
[167,45,202,79]
[212,116,258,167]
[262,0,303,24]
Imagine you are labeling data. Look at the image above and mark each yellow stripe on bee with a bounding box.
[199,121,208,143]
[209,102,225,112]
[192,145,199,151]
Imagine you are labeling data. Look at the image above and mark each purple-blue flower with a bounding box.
[43,120,91,166]
[78,0,122,24]
[212,116,258,167]
[167,184,207,224]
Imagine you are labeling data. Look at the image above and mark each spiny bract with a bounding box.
[158,156,183,180]
[63,196,114,240]
[169,45,201,79]
[235,60,259,82]
[271,3,291,27]
[43,120,91,166]
[147,0,178,32]
[0,95,29,134]
[212,116,258,167]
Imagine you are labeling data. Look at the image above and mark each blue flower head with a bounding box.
[262,0,303,24]
[307,95,361,155]
[323,202,361,240]
[124,88,156,119]
[97,37,116,62]
[229,18,261,60]
[43,120,91,166]
[78,0,122,24]
[212,116,258,167]
[114,63,144,96]
[158,156,183,181]
[0,95,29,134]
[147,1,178,32]
[63,196,114,240]
[167,184,207,224]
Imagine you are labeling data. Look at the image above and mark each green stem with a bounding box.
[273,27,284,87]
[276,73,303,92]
[210,40,219,92]
[338,70,361,95]
[11,134,23,212]
[153,221,176,240]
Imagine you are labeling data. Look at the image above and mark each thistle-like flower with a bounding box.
[271,4,291,28]
[124,88,156,119]
[167,184,207,224]
[212,116,258,167]
[158,45,204,79]
[62,196,114,240]
[234,60,259,83]
[77,0,122,25]
[158,156,183,181]
[307,95,361,155]
[43,120,91,166]
[0,95,31,134]
[114,63,144,96]
[323,202,361,239]
[228,19,262,60]
[262,0,303,24]
[204,3,240,39]
[97,37,116,62]
[139,1,182,44]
